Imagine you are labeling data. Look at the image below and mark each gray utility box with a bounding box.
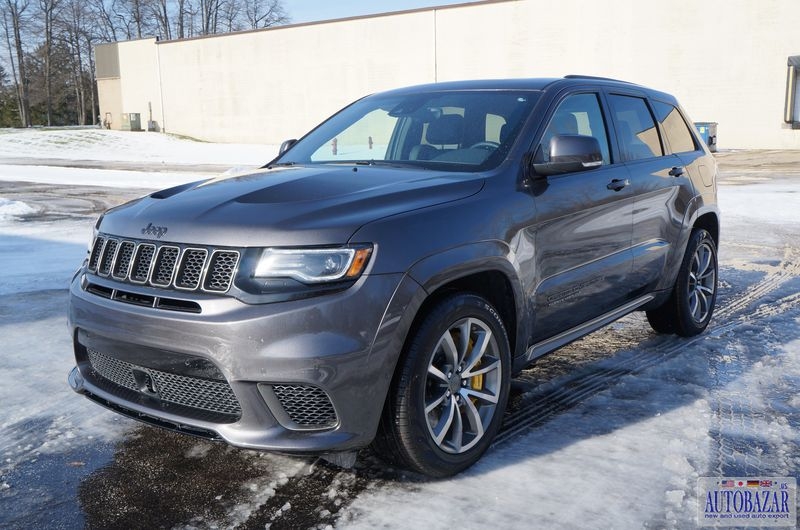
[121,113,143,132]
[694,122,717,152]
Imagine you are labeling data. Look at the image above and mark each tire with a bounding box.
[646,228,718,337]
[374,293,511,477]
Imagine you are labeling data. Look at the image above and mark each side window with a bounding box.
[608,95,663,161]
[538,93,611,165]
[652,101,697,153]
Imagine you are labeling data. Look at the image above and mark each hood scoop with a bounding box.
[235,171,386,204]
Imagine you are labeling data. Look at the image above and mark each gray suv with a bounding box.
[68,76,719,477]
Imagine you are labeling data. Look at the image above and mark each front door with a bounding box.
[526,92,636,343]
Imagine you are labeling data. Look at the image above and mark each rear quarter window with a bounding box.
[652,101,698,154]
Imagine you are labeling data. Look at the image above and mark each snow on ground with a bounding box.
[0,128,278,190]
[335,163,800,529]
[0,127,275,166]
[0,199,35,221]
[0,130,798,528]
[0,165,205,190]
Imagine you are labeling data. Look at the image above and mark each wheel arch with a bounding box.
[405,242,526,367]
[693,211,720,246]
[413,270,518,357]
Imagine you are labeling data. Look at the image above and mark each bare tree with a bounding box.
[1,0,31,127]
[0,0,291,126]
[38,0,62,126]
[106,0,150,40]
[219,0,241,33]
[147,0,170,39]
[243,0,287,29]
[127,0,145,38]
[86,0,119,42]
[197,0,221,35]
[81,0,290,41]
[58,0,88,123]
[173,0,187,38]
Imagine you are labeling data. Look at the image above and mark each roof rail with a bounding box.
[564,74,638,85]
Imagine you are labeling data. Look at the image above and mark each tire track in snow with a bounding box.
[210,260,800,528]
[714,246,800,319]
[494,247,800,446]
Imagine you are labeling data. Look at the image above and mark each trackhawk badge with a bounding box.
[141,222,168,239]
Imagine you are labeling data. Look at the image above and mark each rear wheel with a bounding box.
[374,293,511,477]
[646,228,718,336]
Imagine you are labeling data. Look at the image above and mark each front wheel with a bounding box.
[646,228,718,336]
[374,293,511,477]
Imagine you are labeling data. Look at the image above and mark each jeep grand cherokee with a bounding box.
[68,76,719,477]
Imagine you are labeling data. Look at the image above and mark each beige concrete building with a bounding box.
[95,0,800,149]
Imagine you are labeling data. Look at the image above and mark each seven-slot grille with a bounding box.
[88,234,239,293]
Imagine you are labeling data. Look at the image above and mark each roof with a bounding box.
[373,76,677,103]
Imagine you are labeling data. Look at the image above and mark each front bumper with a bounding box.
[68,269,422,452]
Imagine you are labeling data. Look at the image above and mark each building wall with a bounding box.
[97,76,122,129]
[155,10,437,144]
[102,0,800,149]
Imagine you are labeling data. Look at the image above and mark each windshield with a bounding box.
[274,90,540,172]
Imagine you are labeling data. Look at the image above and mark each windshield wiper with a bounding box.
[351,160,420,169]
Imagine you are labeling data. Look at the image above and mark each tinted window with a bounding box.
[653,101,697,153]
[538,93,611,165]
[608,95,663,161]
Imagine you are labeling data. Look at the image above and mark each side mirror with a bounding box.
[532,135,603,177]
[279,139,298,155]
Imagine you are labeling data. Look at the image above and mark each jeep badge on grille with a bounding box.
[141,223,168,239]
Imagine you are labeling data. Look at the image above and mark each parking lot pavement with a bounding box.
[0,150,798,529]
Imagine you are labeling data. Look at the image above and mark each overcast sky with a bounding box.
[283,0,484,24]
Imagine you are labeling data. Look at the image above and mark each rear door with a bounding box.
[605,92,695,296]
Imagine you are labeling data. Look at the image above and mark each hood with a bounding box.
[99,165,484,247]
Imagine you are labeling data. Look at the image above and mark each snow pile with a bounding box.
[0,129,282,189]
[0,165,205,190]
[0,128,276,166]
[0,198,35,220]
[722,182,800,225]
[340,365,715,529]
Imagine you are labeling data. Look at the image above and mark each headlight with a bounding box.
[253,246,372,284]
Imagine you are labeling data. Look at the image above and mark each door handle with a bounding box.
[606,178,630,192]
[669,166,685,177]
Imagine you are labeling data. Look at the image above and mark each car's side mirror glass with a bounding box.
[279,139,298,155]
[532,135,603,177]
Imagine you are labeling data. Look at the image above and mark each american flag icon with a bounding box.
[720,480,736,488]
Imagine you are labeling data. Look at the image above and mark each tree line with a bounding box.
[0,0,289,128]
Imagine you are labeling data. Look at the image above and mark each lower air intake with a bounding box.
[86,348,242,419]
[272,384,338,429]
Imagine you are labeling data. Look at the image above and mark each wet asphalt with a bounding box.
[1,154,799,529]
